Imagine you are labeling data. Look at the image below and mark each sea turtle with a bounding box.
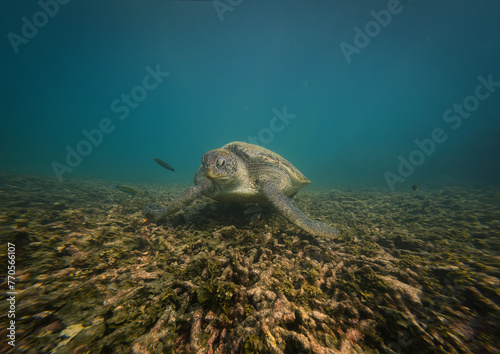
[143,141,339,238]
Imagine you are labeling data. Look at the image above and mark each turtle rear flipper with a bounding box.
[143,185,206,222]
[143,203,167,223]
[260,182,339,238]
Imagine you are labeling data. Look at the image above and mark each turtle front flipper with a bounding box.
[260,182,339,238]
[143,185,206,223]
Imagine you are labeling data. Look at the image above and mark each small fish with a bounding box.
[244,206,263,215]
[412,184,419,191]
[154,158,176,173]
[116,185,140,195]
[249,213,261,226]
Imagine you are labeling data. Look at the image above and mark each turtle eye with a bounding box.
[216,157,226,167]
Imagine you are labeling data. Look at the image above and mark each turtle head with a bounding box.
[202,149,237,184]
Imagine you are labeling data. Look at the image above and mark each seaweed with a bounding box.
[0,174,498,353]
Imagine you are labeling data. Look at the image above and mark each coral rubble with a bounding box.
[0,174,499,353]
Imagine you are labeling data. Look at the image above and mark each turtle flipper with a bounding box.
[260,182,339,238]
[143,185,205,222]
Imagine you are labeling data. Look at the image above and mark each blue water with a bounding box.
[1,0,499,190]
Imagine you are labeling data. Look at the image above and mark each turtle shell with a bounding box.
[222,141,310,188]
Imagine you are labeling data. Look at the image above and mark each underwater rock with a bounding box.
[380,275,422,305]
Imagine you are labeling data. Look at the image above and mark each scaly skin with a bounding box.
[260,181,339,238]
[142,185,203,222]
[143,172,217,223]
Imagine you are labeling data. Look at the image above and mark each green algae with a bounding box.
[0,174,499,353]
[196,280,236,308]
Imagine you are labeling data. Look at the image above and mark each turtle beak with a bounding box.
[205,167,229,180]
[205,168,217,178]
